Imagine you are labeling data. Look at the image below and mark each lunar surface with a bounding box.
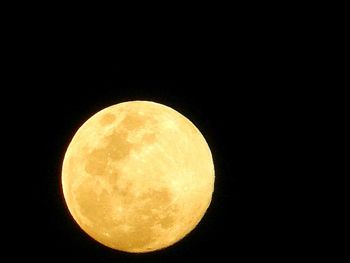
[61,101,215,253]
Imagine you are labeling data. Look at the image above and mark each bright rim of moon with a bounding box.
[62,101,215,253]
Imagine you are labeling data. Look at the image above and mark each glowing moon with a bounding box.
[61,101,214,253]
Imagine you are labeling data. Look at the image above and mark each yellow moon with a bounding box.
[61,101,214,253]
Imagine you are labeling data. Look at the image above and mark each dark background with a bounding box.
[4,6,324,260]
[16,56,291,262]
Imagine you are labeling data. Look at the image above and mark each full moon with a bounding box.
[61,101,215,253]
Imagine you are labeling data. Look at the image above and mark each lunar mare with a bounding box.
[62,101,215,253]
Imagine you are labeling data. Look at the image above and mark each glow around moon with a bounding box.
[61,101,215,253]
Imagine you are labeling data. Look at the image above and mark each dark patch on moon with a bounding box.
[99,113,116,126]
[84,112,158,176]
[74,182,116,230]
[84,149,109,175]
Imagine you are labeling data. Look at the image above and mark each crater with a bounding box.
[110,223,155,251]
[126,223,155,249]
[155,205,179,229]
[121,113,146,131]
[133,188,175,228]
[85,149,108,175]
[99,113,116,126]
[145,188,172,209]
[68,156,76,168]
[104,130,132,160]
[111,181,136,205]
[159,213,176,229]
[107,171,119,186]
[74,182,115,229]
[142,132,156,144]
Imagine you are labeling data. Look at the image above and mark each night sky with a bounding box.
[18,57,287,262]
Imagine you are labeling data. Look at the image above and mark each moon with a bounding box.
[61,101,215,253]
